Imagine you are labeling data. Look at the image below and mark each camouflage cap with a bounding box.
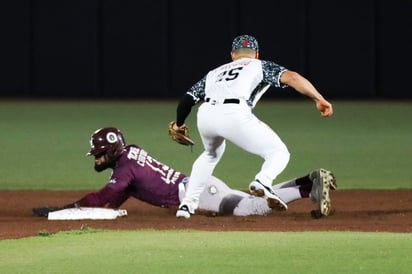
[231,35,259,51]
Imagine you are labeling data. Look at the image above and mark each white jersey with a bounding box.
[180,57,291,214]
[187,58,288,108]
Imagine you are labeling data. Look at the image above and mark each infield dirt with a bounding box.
[1,190,411,239]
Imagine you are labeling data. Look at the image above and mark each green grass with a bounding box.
[0,100,410,190]
[1,230,411,274]
[1,100,411,274]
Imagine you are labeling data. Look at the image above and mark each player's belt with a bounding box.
[205,98,240,104]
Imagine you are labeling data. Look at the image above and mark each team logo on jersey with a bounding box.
[208,185,218,195]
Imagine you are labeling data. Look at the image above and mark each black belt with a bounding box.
[205,98,240,104]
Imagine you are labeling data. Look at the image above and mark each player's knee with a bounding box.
[218,194,244,215]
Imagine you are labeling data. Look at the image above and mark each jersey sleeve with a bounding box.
[176,94,196,126]
[75,184,129,208]
[186,76,206,102]
[261,60,288,88]
[175,76,207,126]
[75,164,133,208]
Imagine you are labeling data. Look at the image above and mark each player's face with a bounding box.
[94,154,106,165]
[94,153,110,172]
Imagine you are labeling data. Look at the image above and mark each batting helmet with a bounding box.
[87,127,126,161]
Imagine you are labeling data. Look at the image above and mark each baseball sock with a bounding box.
[296,176,312,198]
[272,175,312,198]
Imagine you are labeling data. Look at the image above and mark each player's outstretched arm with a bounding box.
[280,70,333,117]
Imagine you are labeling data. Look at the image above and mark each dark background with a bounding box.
[1,0,411,99]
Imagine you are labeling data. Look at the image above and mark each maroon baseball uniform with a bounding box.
[75,145,186,208]
[32,126,335,218]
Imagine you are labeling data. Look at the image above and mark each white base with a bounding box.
[48,207,127,220]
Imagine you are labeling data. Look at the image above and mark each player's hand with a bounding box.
[172,122,184,131]
[316,99,333,117]
[32,206,62,217]
[168,121,195,146]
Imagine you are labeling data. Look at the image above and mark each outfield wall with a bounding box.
[0,0,411,99]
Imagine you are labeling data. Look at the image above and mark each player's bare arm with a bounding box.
[280,70,333,117]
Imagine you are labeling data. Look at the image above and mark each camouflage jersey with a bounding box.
[186,58,288,108]
[75,145,187,208]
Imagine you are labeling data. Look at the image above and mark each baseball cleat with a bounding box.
[249,180,288,210]
[176,204,192,219]
[267,197,288,211]
[309,168,337,216]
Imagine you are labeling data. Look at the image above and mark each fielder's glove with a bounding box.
[168,121,195,146]
[32,206,62,217]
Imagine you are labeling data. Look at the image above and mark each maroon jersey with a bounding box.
[76,145,186,208]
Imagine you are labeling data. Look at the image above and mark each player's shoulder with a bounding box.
[115,145,142,171]
[260,59,274,66]
[119,145,143,161]
[125,144,138,149]
[212,60,235,71]
[261,59,286,70]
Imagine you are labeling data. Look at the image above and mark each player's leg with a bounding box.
[271,175,313,199]
[275,186,301,200]
[197,176,247,213]
[197,176,272,216]
[270,169,338,215]
[177,139,225,217]
[264,174,315,210]
[232,196,272,216]
[177,105,226,218]
[224,113,289,184]
[222,111,290,208]
[223,113,290,186]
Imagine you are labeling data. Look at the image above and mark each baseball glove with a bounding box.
[32,206,62,217]
[168,121,195,146]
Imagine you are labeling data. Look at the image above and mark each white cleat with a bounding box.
[249,180,288,211]
[176,205,192,219]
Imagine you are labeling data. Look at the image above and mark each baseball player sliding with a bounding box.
[171,34,333,219]
[33,127,336,218]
